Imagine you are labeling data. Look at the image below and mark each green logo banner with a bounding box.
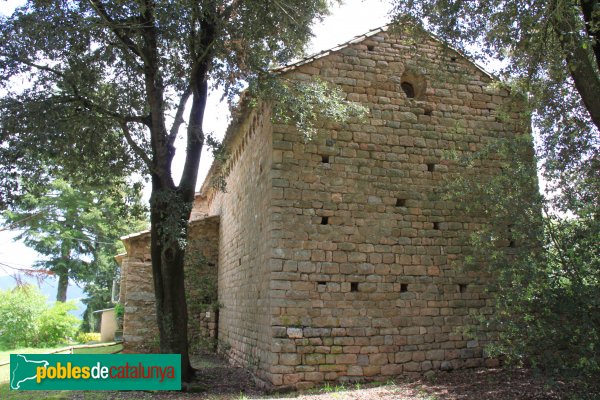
[10,354,181,390]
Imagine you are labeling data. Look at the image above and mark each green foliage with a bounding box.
[150,189,192,252]
[2,177,147,328]
[445,136,600,377]
[390,0,600,131]
[0,285,47,349]
[252,76,368,140]
[0,285,78,350]
[114,303,124,319]
[392,0,599,379]
[36,302,79,347]
[389,1,599,266]
[0,0,341,202]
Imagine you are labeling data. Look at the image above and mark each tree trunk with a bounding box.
[56,272,68,302]
[553,1,600,131]
[149,185,194,383]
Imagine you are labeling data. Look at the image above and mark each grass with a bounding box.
[72,343,123,355]
[1,343,122,361]
[0,346,70,364]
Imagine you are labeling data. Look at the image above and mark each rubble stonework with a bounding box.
[118,216,219,352]
[119,25,532,389]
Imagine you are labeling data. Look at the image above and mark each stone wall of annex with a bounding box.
[262,29,527,389]
[118,216,220,353]
[118,234,155,352]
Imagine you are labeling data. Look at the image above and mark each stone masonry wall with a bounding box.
[185,216,220,351]
[264,29,529,389]
[119,216,220,353]
[122,26,531,389]
[202,105,274,384]
[119,234,155,352]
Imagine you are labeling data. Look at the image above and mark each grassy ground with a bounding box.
[72,344,123,355]
[0,343,123,363]
[0,346,70,363]
[2,352,598,399]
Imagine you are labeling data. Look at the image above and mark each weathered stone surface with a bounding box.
[119,216,220,353]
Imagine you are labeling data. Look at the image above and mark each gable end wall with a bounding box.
[264,31,529,389]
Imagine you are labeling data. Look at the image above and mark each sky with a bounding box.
[0,1,393,279]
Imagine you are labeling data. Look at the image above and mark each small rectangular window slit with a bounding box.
[433,222,440,230]
[396,198,406,207]
[367,44,375,51]
[459,284,467,293]
[322,155,329,163]
[400,283,408,293]
[427,163,435,172]
[321,216,329,225]
[317,281,327,286]
[350,282,359,292]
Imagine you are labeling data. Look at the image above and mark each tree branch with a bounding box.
[179,7,218,199]
[168,85,192,148]
[136,0,175,189]
[543,208,579,284]
[63,94,149,126]
[1,52,150,125]
[119,120,155,173]
[551,1,600,131]
[0,52,67,79]
[219,0,242,22]
[87,0,146,63]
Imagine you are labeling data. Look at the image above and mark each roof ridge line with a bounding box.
[274,23,392,73]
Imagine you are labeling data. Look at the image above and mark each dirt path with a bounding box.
[4,352,599,399]
[112,353,599,400]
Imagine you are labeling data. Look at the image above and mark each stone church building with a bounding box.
[117,25,531,389]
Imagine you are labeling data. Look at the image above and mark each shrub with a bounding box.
[114,303,124,319]
[36,301,79,347]
[76,331,101,344]
[0,285,47,349]
[446,136,600,377]
[0,285,81,349]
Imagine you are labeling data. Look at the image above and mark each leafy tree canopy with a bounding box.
[390,0,600,376]
[390,0,599,216]
[2,178,147,303]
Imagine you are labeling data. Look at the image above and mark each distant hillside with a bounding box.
[0,274,86,318]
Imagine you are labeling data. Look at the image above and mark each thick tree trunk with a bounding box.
[56,272,68,302]
[149,185,194,383]
[566,46,600,132]
[554,1,600,131]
